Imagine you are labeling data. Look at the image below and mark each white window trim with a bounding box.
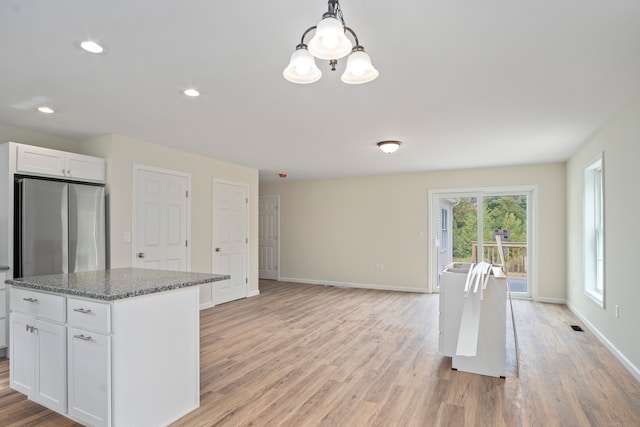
[583,153,605,307]
[440,208,448,251]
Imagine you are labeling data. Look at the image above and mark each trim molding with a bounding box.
[248,289,260,297]
[567,302,640,383]
[199,302,215,310]
[533,296,566,304]
[278,277,428,294]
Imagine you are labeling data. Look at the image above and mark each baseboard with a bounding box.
[533,296,566,304]
[567,302,640,383]
[199,302,215,310]
[248,289,260,297]
[278,276,428,294]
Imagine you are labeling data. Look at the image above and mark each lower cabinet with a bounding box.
[10,285,199,427]
[10,312,67,413]
[67,327,111,427]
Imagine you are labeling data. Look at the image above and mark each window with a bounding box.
[440,208,448,250]
[584,154,604,306]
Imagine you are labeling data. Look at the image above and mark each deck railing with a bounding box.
[471,242,527,274]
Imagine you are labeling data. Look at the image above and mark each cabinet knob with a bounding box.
[137,252,145,258]
[215,247,221,252]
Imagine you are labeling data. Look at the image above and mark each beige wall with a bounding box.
[0,123,80,152]
[566,96,640,375]
[80,134,260,304]
[260,162,566,300]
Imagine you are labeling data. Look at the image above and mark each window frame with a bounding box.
[583,153,605,307]
[440,208,448,251]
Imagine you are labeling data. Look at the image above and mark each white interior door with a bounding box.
[259,196,279,280]
[133,166,190,271]
[212,180,248,305]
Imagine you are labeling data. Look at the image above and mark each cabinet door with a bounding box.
[10,313,36,395]
[16,145,65,178]
[65,153,106,182]
[0,289,6,348]
[68,327,111,427]
[34,319,67,413]
[0,272,6,348]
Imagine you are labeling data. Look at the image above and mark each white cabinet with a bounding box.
[67,298,111,427]
[16,144,105,183]
[9,284,200,427]
[10,312,67,413]
[0,271,6,349]
[10,288,67,412]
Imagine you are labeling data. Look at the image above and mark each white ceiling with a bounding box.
[1,0,639,182]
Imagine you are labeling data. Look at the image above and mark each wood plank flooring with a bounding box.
[1,280,639,426]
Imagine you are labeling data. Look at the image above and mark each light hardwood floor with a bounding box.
[1,280,639,426]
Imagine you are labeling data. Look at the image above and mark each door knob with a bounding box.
[215,248,221,252]
[137,252,145,258]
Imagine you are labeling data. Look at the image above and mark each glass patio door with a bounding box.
[431,188,533,297]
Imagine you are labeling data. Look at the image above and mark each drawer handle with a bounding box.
[73,308,93,314]
[23,297,38,303]
[25,325,38,333]
[74,334,92,341]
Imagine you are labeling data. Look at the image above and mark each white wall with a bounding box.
[566,96,640,378]
[80,134,260,305]
[260,162,566,300]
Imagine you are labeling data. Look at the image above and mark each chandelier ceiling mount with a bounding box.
[283,0,379,85]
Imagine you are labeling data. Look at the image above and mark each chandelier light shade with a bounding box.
[284,0,378,85]
[341,47,379,84]
[377,140,401,154]
[282,46,322,84]
[308,15,353,60]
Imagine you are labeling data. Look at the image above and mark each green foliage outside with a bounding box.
[452,196,527,262]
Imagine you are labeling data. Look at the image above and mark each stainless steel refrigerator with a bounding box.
[14,177,106,277]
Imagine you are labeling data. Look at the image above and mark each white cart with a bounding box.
[439,263,507,378]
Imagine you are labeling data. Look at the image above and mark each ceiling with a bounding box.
[1,0,640,182]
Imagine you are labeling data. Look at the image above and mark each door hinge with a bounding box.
[246,198,248,204]
[185,240,188,247]
[246,278,248,284]
[186,190,189,198]
[246,237,248,244]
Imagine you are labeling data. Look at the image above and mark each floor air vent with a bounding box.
[570,325,584,332]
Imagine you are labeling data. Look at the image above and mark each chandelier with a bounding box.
[283,0,379,85]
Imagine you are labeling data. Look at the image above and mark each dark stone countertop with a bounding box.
[0,265,9,271]
[5,267,229,301]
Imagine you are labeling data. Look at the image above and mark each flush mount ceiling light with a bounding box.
[79,40,105,54]
[183,88,200,97]
[377,140,401,154]
[36,106,55,114]
[283,0,378,85]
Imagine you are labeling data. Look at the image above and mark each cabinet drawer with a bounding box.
[10,288,66,322]
[67,298,111,333]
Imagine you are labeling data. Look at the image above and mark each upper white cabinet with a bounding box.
[16,144,105,183]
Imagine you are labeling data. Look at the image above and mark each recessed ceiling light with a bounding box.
[183,88,200,97]
[36,106,55,114]
[80,40,104,54]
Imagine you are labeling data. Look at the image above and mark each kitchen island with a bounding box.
[6,268,229,427]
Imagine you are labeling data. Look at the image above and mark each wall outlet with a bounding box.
[615,305,619,318]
